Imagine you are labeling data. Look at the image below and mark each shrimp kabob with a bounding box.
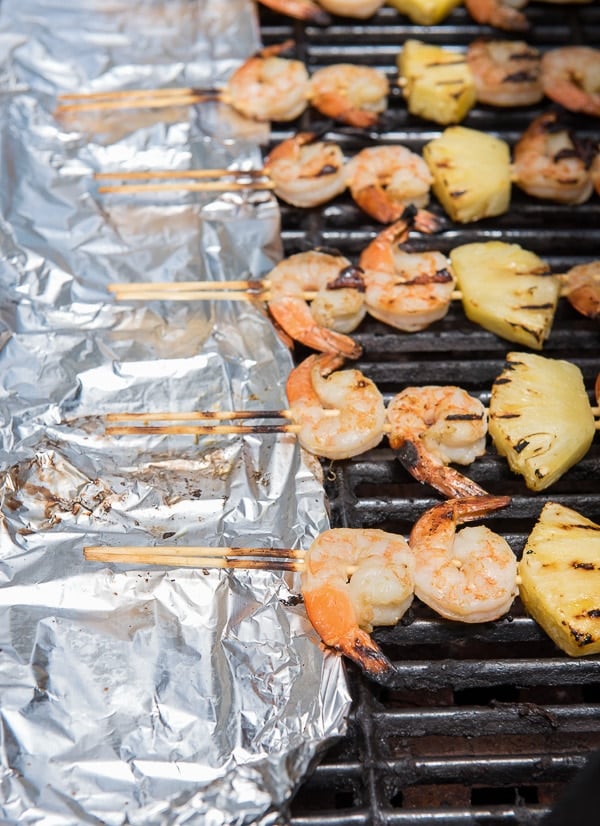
[84,493,518,685]
[85,364,600,682]
[55,39,391,133]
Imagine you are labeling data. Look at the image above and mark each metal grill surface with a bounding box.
[258,4,600,823]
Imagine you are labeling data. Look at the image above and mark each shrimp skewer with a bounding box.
[561,261,600,321]
[345,145,434,224]
[266,250,366,357]
[463,0,529,31]
[96,132,347,210]
[512,111,595,205]
[358,219,455,332]
[258,0,385,20]
[409,495,517,623]
[540,46,600,117]
[466,38,543,107]
[55,41,309,123]
[301,527,413,680]
[308,64,390,128]
[386,386,489,498]
[106,353,386,462]
[285,352,386,460]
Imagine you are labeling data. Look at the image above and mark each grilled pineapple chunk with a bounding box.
[398,40,476,125]
[489,352,595,491]
[519,502,600,656]
[388,0,462,24]
[423,126,511,223]
[450,241,560,349]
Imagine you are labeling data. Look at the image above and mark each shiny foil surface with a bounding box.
[0,2,352,823]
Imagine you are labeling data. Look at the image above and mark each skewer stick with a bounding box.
[105,422,303,436]
[97,180,275,195]
[107,409,299,422]
[84,544,306,572]
[106,280,319,302]
[55,85,225,115]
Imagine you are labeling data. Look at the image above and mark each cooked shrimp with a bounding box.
[302,527,412,679]
[540,46,600,117]
[317,0,385,16]
[224,40,309,122]
[359,221,455,332]
[345,145,433,224]
[257,0,332,24]
[512,111,594,205]
[263,132,348,208]
[286,353,386,460]
[464,0,529,32]
[561,261,600,321]
[308,64,389,128]
[267,250,365,357]
[409,495,517,623]
[466,38,543,107]
[386,386,489,498]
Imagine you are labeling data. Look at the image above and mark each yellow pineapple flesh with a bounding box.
[398,40,476,126]
[450,241,560,350]
[519,502,600,656]
[387,0,462,24]
[423,126,512,223]
[489,351,595,491]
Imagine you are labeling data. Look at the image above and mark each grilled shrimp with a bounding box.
[224,40,309,122]
[409,496,517,623]
[286,353,386,460]
[263,132,347,208]
[386,385,489,498]
[257,0,332,24]
[466,38,543,107]
[464,0,529,31]
[302,527,412,679]
[345,145,433,224]
[308,64,389,128]
[561,261,600,321]
[512,111,594,205]
[359,221,455,332]
[540,46,600,117]
[267,250,365,357]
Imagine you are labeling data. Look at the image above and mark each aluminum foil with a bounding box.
[0,2,352,823]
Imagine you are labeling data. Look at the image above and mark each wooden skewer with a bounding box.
[55,88,222,115]
[106,280,319,303]
[59,86,210,102]
[103,406,340,437]
[84,543,306,572]
[107,408,299,422]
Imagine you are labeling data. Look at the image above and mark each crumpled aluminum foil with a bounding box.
[0,2,352,823]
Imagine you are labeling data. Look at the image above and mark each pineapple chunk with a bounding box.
[489,351,595,491]
[519,502,600,656]
[450,241,560,350]
[388,0,462,24]
[423,126,512,223]
[398,40,476,125]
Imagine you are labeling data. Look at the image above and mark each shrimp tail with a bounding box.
[268,296,363,358]
[396,439,489,498]
[336,628,398,682]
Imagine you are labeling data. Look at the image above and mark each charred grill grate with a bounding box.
[258,4,600,823]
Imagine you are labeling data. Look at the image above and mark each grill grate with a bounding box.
[258,4,600,823]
